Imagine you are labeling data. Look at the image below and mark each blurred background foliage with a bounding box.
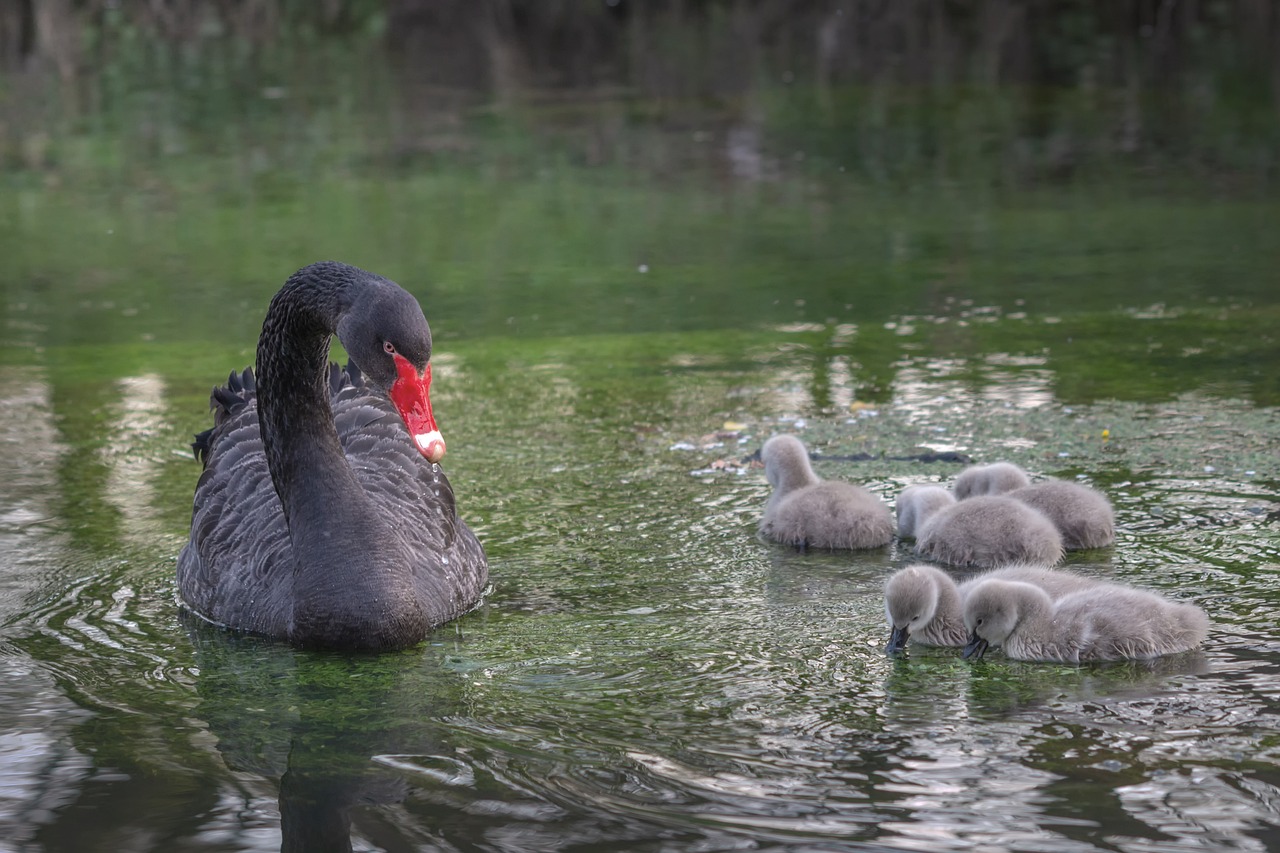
[1,0,1276,186]
[1,1,1276,405]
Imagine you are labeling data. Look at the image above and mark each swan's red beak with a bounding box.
[389,355,445,463]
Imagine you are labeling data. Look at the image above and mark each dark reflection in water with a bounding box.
[182,619,456,853]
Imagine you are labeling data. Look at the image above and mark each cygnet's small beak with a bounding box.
[885,626,910,655]
[962,632,989,660]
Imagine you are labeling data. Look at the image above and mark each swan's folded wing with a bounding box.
[178,402,294,636]
[332,389,459,538]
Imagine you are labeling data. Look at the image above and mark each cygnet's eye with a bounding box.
[910,615,920,622]
[384,341,397,355]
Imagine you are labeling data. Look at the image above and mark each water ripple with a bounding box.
[2,351,1280,850]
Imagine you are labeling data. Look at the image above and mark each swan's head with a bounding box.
[884,564,942,654]
[760,434,816,490]
[338,277,445,463]
[962,579,1037,660]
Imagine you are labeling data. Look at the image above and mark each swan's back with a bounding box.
[1054,586,1210,662]
[915,496,1063,568]
[1006,480,1115,550]
[965,579,1210,663]
[954,462,1031,499]
[983,564,1099,598]
[895,485,955,538]
[761,481,894,549]
[178,364,486,636]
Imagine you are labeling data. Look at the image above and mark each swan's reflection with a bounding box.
[183,615,470,852]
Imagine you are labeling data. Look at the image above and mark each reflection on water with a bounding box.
[177,622,468,852]
[0,656,93,849]
[0,368,70,624]
[101,375,168,549]
[0,319,1277,851]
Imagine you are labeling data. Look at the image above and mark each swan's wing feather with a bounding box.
[179,401,293,635]
[212,386,242,413]
[329,378,487,618]
[344,358,363,386]
[331,392,470,548]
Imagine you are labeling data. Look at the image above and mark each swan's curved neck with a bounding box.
[256,270,355,506]
[254,267,426,647]
[1017,587,1055,628]
[772,451,820,494]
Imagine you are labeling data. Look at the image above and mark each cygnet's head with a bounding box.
[884,564,945,653]
[961,579,1043,659]
[895,484,956,538]
[761,434,818,491]
[954,462,1031,500]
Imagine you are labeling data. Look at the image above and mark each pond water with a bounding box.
[2,99,1280,852]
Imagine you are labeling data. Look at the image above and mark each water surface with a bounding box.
[1,100,1279,853]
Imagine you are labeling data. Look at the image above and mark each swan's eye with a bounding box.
[384,341,397,355]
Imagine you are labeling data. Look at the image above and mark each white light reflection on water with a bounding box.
[0,368,70,622]
[101,374,168,548]
[0,656,93,849]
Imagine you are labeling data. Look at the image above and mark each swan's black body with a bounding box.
[177,262,487,650]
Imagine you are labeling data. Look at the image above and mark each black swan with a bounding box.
[1003,481,1117,550]
[953,462,1116,550]
[177,262,488,650]
[894,484,955,538]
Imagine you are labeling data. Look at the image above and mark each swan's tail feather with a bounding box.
[191,429,211,463]
[210,367,256,425]
[190,363,366,467]
[192,367,257,466]
[212,386,244,415]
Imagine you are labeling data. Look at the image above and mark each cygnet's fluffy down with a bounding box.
[915,496,1064,568]
[953,462,1031,500]
[883,563,1100,652]
[962,579,1210,663]
[895,485,956,538]
[759,435,893,549]
[1006,480,1116,550]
